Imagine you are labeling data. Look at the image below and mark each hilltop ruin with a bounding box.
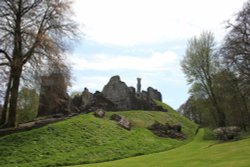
[38,75,166,116]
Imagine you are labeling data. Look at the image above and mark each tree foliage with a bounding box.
[222,1,250,81]
[212,70,250,130]
[181,31,226,127]
[17,88,39,123]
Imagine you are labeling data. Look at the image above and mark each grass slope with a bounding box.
[0,104,197,167]
[75,129,250,167]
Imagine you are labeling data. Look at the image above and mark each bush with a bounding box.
[203,128,216,140]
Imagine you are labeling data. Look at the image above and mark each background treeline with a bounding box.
[179,1,250,130]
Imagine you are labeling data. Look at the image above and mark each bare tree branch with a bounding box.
[0,49,11,63]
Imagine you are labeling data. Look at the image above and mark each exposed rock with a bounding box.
[94,109,105,118]
[148,121,185,139]
[118,117,131,130]
[37,73,70,116]
[213,126,241,141]
[172,124,182,133]
[110,114,122,122]
[110,114,131,130]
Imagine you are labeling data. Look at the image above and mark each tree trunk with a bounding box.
[1,76,12,127]
[213,101,226,127]
[210,90,226,127]
[216,107,226,127]
[6,3,23,128]
[240,94,250,131]
[235,81,250,131]
[6,68,22,128]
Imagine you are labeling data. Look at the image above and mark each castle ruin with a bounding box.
[38,75,166,116]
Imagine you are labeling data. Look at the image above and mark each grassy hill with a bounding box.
[0,103,197,167]
[75,129,250,167]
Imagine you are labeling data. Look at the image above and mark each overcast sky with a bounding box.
[69,0,246,109]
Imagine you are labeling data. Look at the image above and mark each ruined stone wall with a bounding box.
[147,87,162,101]
[102,76,134,110]
[101,75,163,111]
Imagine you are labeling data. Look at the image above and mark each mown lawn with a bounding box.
[74,129,250,167]
[0,108,197,167]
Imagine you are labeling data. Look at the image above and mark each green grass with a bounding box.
[74,129,250,167]
[0,105,197,167]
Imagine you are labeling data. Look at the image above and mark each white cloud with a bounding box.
[70,76,110,92]
[68,50,185,101]
[73,0,246,45]
[69,0,247,108]
[69,51,177,72]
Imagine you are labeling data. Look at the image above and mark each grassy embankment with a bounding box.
[0,102,197,167]
[74,128,250,167]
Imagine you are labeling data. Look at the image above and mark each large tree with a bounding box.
[0,0,78,127]
[220,0,250,129]
[222,0,250,84]
[181,31,226,127]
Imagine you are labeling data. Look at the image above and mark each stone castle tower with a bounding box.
[37,73,70,116]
